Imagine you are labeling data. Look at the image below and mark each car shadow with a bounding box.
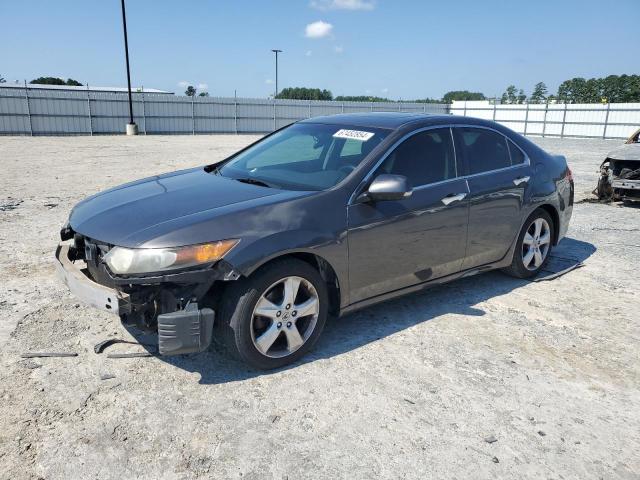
[127,237,596,385]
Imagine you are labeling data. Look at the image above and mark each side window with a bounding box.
[378,128,456,186]
[508,139,526,165]
[456,128,511,174]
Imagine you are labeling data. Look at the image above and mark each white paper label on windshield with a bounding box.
[333,129,375,141]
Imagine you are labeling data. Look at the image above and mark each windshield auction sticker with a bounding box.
[333,129,375,141]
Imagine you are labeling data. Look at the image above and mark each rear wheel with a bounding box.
[217,258,328,369]
[503,209,554,279]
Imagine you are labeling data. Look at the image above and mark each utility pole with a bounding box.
[271,49,282,98]
[121,0,137,135]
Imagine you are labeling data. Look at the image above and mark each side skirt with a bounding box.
[338,258,512,317]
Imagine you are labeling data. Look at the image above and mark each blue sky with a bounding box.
[1,0,638,99]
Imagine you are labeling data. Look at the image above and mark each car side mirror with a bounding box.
[359,174,412,202]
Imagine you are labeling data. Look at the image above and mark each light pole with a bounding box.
[271,49,282,98]
[121,0,137,135]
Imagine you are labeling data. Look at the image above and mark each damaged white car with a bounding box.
[595,128,640,202]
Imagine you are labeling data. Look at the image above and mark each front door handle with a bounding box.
[441,192,467,205]
[513,176,530,186]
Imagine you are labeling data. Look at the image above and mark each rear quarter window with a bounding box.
[508,139,526,165]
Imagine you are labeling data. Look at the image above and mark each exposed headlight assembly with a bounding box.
[104,239,239,275]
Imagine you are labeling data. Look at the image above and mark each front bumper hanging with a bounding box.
[55,244,129,315]
[55,243,216,356]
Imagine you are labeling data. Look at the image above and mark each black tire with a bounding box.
[502,208,555,279]
[216,258,328,369]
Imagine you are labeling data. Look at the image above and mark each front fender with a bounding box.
[224,228,349,307]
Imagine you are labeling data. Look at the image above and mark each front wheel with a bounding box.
[502,209,554,279]
[217,258,328,369]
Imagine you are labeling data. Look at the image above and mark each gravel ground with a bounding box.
[0,134,638,480]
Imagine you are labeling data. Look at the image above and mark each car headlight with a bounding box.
[103,239,239,275]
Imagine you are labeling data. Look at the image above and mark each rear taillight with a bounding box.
[566,167,573,182]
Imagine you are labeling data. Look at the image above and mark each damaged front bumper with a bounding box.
[595,158,640,201]
[611,178,640,200]
[55,244,129,315]
[55,242,226,355]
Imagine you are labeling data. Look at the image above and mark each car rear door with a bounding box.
[453,126,533,270]
[347,127,469,304]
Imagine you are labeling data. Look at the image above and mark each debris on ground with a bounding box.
[484,435,498,444]
[94,338,155,354]
[533,262,585,282]
[106,352,154,359]
[20,352,78,358]
[0,198,23,212]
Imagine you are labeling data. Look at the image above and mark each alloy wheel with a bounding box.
[250,276,320,358]
[522,217,551,271]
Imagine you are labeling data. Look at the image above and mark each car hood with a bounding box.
[607,143,640,161]
[69,167,298,247]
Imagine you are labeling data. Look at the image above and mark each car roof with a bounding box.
[299,112,494,131]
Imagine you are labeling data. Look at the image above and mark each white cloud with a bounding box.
[305,50,313,56]
[178,80,190,88]
[197,83,208,91]
[334,45,344,54]
[381,88,389,94]
[305,20,333,39]
[311,0,374,10]
[265,78,274,85]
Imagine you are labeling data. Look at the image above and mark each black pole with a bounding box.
[121,0,134,125]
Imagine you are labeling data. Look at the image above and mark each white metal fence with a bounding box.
[3,86,638,139]
[450,100,640,140]
[0,85,448,136]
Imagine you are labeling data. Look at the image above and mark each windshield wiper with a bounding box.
[234,177,274,188]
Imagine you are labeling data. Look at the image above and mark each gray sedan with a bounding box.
[55,113,574,369]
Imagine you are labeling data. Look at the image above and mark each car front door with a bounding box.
[347,127,469,304]
[453,127,533,270]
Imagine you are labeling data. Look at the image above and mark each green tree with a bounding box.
[276,87,333,101]
[185,85,196,96]
[0,74,5,83]
[500,85,518,104]
[442,90,486,103]
[198,91,210,97]
[335,95,391,102]
[557,77,595,103]
[598,74,640,103]
[30,77,83,86]
[412,98,442,103]
[517,89,527,104]
[31,77,66,85]
[529,82,548,104]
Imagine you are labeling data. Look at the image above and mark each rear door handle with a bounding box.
[441,192,467,205]
[513,176,530,186]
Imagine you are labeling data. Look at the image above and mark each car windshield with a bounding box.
[216,123,389,191]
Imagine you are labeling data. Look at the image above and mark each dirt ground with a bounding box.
[0,134,638,480]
